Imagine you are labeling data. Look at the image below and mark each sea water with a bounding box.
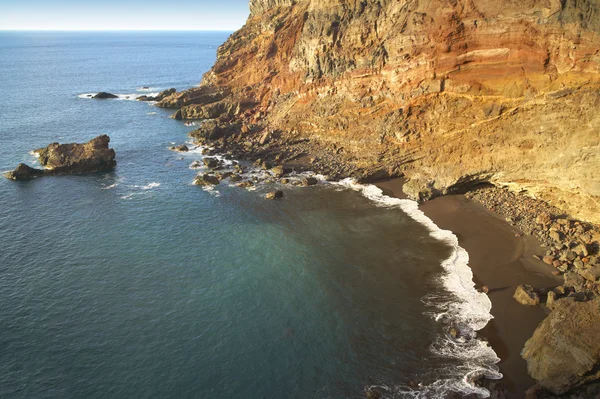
[0,31,499,398]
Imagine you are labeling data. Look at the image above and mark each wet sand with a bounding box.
[375,178,561,397]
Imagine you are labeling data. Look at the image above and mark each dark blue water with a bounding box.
[0,32,496,398]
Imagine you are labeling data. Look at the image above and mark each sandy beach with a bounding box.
[375,178,562,397]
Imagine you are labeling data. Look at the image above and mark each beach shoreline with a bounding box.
[375,178,562,398]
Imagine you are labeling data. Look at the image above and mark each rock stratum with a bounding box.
[158,0,600,224]
[4,135,116,180]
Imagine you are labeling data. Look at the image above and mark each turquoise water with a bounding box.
[0,32,496,398]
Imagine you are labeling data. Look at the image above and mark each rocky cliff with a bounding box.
[159,0,600,223]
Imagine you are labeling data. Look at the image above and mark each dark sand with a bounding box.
[375,178,561,398]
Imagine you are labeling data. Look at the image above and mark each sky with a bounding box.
[0,0,250,31]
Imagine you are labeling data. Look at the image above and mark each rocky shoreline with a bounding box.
[174,123,600,397]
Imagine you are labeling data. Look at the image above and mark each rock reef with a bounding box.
[4,135,116,180]
[158,0,600,224]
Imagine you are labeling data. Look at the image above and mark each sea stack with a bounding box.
[4,135,116,180]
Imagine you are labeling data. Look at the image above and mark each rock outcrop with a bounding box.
[159,0,600,224]
[34,135,116,174]
[4,163,45,181]
[4,135,116,180]
[522,298,600,395]
[137,88,176,102]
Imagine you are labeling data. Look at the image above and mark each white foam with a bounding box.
[141,182,160,190]
[147,112,158,115]
[334,178,501,397]
[137,87,158,92]
[102,183,118,190]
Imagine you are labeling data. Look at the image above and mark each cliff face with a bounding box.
[161,0,600,223]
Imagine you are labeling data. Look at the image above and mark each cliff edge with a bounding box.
[160,0,600,223]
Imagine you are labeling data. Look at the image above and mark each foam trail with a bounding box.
[141,182,160,190]
[335,178,501,398]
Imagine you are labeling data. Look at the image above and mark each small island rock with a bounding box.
[93,92,118,99]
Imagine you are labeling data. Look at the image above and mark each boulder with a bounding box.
[34,135,116,175]
[536,212,553,226]
[265,190,284,200]
[203,157,220,168]
[93,92,118,99]
[513,284,541,306]
[237,181,254,188]
[194,174,219,186]
[3,163,45,181]
[302,177,318,186]
[271,165,287,178]
[215,172,232,181]
[170,144,189,152]
[580,265,600,282]
[229,174,243,182]
[522,298,600,395]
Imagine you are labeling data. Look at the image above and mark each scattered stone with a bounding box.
[513,284,541,306]
[265,190,284,200]
[542,256,554,265]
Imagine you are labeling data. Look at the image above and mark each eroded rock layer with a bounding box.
[159,0,600,223]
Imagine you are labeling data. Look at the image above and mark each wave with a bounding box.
[335,179,501,398]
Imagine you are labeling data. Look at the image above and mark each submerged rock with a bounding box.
[93,92,118,99]
[3,163,45,181]
[522,298,600,395]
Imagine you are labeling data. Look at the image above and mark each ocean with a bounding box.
[0,31,499,398]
